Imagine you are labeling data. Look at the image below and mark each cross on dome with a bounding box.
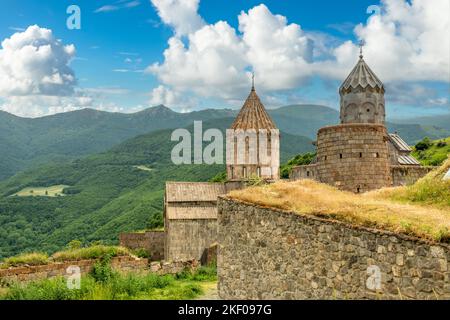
[359,40,365,59]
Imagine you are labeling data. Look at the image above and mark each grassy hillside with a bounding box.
[411,137,450,166]
[0,106,236,181]
[0,119,313,258]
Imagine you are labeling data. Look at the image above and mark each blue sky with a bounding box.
[0,0,448,119]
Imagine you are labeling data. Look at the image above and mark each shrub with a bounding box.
[90,254,115,283]
[175,266,217,282]
[67,240,82,250]
[245,174,264,187]
[62,187,81,195]
[0,271,205,300]
[131,248,150,259]
[209,171,227,183]
[1,277,88,300]
[414,137,433,151]
[280,152,316,178]
[1,252,49,268]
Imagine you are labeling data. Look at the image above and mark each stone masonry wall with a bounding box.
[290,164,318,180]
[315,124,392,193]
[391,165,435,186]
[166,219,217,262]
[0,256,149,284]
[0,258,199,285]
[119,231,165,261]
[217,197,450,300]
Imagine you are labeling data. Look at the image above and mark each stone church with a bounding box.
[291,50,434,193]
[164,83,280,261]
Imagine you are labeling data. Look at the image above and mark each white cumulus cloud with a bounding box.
[346,0,450,82]
[149,0,449,109]
[0,25,88,117]
[150,0,205,36]
[0,25,76,97]
[149,85,196,112]
[149,21,249,100]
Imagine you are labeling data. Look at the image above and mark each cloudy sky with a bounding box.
[0,0,448,119]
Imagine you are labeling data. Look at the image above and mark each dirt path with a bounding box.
[197,281,220,300]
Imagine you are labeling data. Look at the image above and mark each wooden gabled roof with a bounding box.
[165,182,226,203]
[230,87,277,130]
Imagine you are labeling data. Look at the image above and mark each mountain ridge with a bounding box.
[1,104,448,181]
[0,118,314,258]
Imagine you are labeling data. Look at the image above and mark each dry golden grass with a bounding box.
[228,178,450,242]
[367,158,450,209]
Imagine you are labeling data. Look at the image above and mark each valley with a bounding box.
[0,105,448,259]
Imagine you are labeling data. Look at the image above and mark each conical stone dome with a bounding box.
[340,57,384,94]
[339,54,386,125]
[230,87,277,131]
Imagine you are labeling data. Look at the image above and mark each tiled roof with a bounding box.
[166,205,217,220]
[340,57,384,93]
[389,133,413,152]
[230,88,277,130]
[165,182,226,202]
[398,155,420,165]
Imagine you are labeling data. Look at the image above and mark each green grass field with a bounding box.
[0,264,217,300]
[412,137,450,166]
[11,185,69,197]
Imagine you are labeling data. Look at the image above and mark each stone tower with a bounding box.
[339,49,385,124]
[291,51,393,193]
[226,83,280,181]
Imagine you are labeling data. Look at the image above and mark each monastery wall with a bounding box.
[391,165,435,186]
[119,231,165,261]
[217,198,450,300]
[165,219,217,262]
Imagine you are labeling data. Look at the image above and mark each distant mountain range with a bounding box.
[1,104,448,181]
[0,118,313,258]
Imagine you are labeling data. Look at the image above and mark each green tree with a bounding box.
[414,137,433,151]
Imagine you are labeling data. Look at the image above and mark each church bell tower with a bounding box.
[339,43,386,125]
[226,75,280,182]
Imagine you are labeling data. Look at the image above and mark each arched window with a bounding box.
[234,136,238,165]
[245,136,250,164]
